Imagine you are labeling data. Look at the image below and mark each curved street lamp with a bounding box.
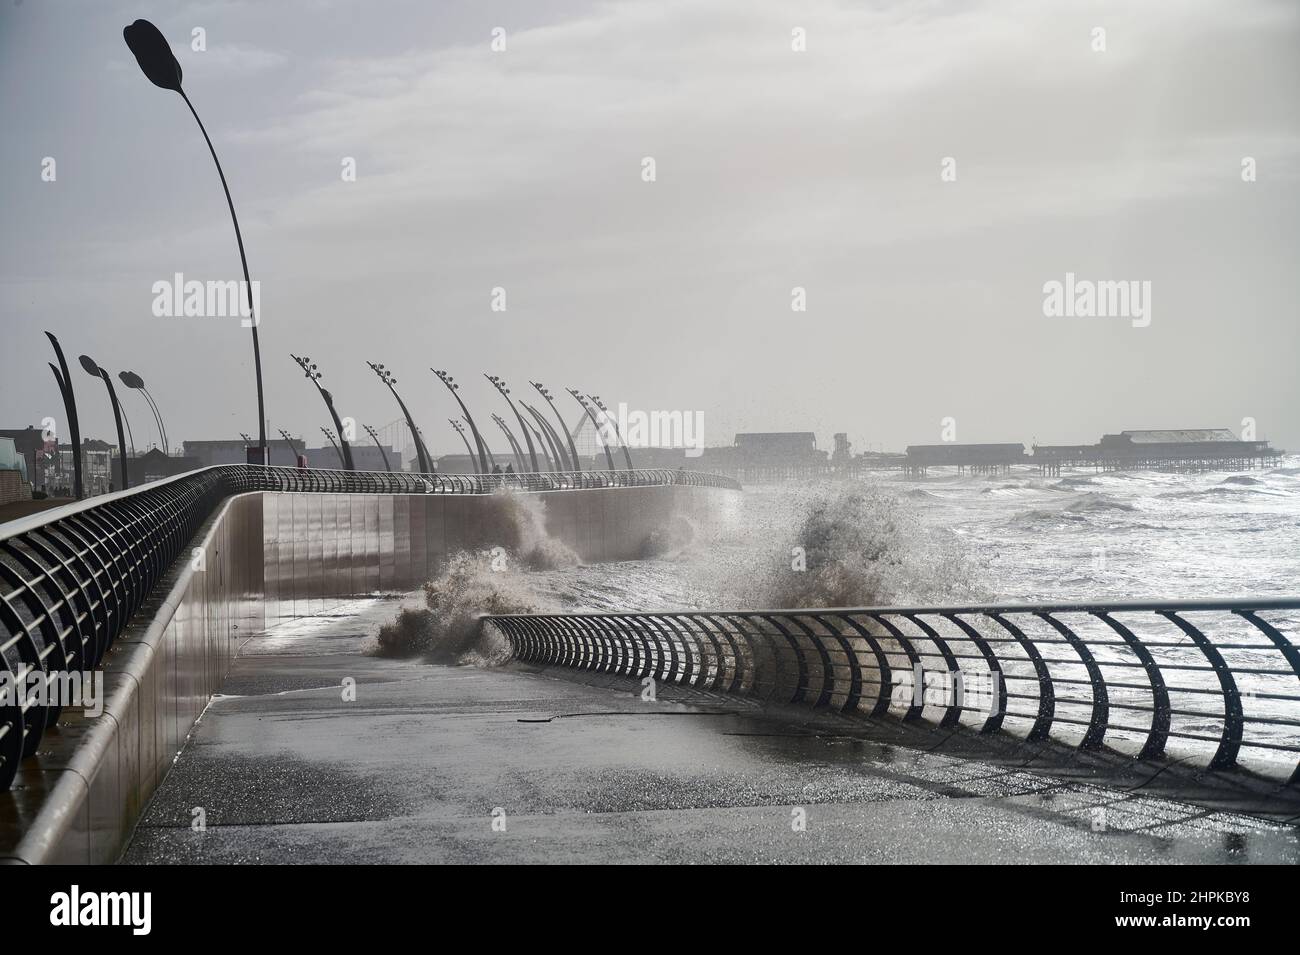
[485,374,539,472]
[447,418,476,464]
[521,400,571,471]
[531,381,581,472]
[123,19,268,463]
[524,419,557,471]
[45,332,84,499]
[567,388,615,471]
[431,369,490,473]
[118,370,167,455]
[117,396,138,461]
[277,428,302,461]
[78,354,130,490]
[490,414,526,472]
[366,361,431,474]
[291,354,354,470]
[320,427,344,468]
[363,423,392,472]
[588,394,634,469]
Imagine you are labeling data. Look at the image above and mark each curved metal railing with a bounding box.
[483,600,1300,785]
[0,463,740,788]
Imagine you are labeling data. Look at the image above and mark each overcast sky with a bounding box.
[3,0,1297,456]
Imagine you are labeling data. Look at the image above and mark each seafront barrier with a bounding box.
[0,464,740,863]
[482,603,1300,785]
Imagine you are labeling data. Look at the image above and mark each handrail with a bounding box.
[482,600,1300,785]
[0,463,740,788]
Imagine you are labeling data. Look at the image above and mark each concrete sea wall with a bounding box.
[0,484,738,863]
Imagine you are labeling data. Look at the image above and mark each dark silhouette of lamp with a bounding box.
[432,369,491,473]
[320,427,344,467]
[587,395,634,469]
[363,424,392,472]
[367,361,432,473]
[78,354,130,490]
[118,370,167,455]
[447,418,476,463]
[567,388,614,471]
[531,381,581,472]
[291,354,354,470]
[45,332,84,498]
[485,374,539,472]
[123,19,268,464]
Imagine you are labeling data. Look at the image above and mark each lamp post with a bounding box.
[521,401,571,471]
[567,388,615,471]
[118,371,166,454]
[123,19,268,464]
[320,427,344,468]
[490,414,526,472]
[524,419,556,471]
[78,354,130,491]
[531,381,581,472]
[45,332,83,499]
[366,361,432,474]
[363,424,392,472]
[290,354,354,470]
[587,395,634,469]
[447,418,476,465]
[277,428,302,463]
[118,397,138,461]
[485,374,539,471]
[431,369,490,473]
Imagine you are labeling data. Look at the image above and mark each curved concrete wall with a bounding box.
[1,484,738,863]
[262,484,738,622]
[0,492,263,864]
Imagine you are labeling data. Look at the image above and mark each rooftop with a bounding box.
[1120,429,1240,444]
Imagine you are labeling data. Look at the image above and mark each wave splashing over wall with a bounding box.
[375,491,577,663]
[725,484,987,609]
[375,551,554,663]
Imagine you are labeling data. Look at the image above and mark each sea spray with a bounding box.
[709,483,987,608]
[485,489,581,569]
[374,489,576,662]
[640,514,699,559]
[375,551,556,662]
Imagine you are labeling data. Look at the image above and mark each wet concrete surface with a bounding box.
[122,598,1300,864]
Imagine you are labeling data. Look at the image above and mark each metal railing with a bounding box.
[0,463,739,788]
[483,600,1300,784]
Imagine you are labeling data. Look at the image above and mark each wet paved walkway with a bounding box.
[122,598,1300,864]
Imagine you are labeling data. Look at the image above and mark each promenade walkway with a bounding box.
[122,599,1300,864]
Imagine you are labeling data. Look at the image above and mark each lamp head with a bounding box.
[123,19,183,93]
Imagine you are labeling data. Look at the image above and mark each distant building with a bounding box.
[0,437,32,505]
[832,433,852,464]
[0,427,46,488]
[733,432,826,465]
[126,449,201,485]
[904,443,1029,475]
[182,438,396,472]
[1035,428,1281,475]
[184,439,294,467]
[434,453,479,474]
[303,444,397,472]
